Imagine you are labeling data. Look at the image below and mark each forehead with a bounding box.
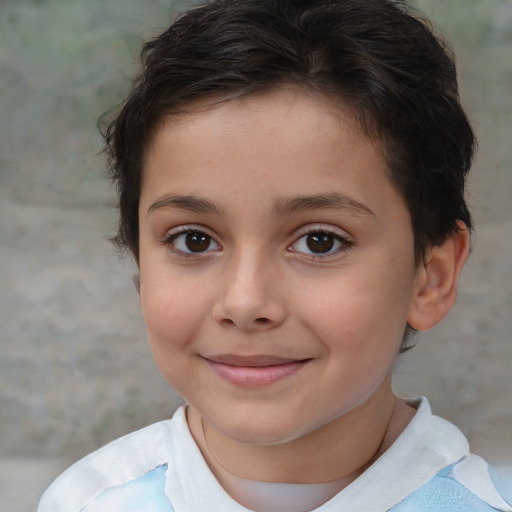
[140,87,403,222]
[145,86,376,161]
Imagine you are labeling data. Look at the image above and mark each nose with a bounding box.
[212,249,286,332]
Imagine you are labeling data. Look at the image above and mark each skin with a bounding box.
[137,88,469,495]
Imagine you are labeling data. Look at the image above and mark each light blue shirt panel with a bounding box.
[80,464,174,512]
[75,462,509,512]
[489,465,512,507]
[392,467,501,512]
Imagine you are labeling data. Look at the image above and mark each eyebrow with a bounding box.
[147,191,374,218]
[147,194,225,216]
[272,192,375,218]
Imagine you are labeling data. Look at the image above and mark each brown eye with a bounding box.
[185,232,211,252]
[290,229,348,258]
[306,232,335,253]
[167,229,220,254]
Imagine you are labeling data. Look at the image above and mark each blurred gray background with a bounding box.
[0,1,510,510]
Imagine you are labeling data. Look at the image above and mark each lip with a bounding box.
[203,354,311,387]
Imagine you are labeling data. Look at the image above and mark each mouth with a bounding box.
[203,354,312,387]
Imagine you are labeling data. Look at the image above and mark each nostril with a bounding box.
[215,307,282,329]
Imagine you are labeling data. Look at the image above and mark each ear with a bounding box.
[407,222,470,331]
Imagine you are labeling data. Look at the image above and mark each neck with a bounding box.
[187,383,415,486]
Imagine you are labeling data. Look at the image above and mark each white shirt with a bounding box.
[38,398,511,512]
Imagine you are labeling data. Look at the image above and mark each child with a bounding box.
[38,0,511,510]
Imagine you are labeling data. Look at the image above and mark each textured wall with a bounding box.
[1,1,510,510]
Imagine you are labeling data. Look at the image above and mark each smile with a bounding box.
[203,354,312,387]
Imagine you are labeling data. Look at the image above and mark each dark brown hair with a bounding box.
[103,0,475,265]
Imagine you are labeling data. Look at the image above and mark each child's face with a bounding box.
[138,88,422,445]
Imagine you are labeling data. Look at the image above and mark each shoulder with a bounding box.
[392,454,512,512]
[37,408,187,512]
[331,397,511,512]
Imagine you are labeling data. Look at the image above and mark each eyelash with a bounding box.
[162,225,352,260]
[163,226,220,257]
[288,227,352,261]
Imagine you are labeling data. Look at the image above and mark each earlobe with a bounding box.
[407,222,470,331]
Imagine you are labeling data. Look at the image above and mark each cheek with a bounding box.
[140,279,207,355]
[297,262,413,351]
[140,286,206,395]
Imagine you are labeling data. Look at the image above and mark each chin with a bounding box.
[226,427,299,446]
[211,410,312,446]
